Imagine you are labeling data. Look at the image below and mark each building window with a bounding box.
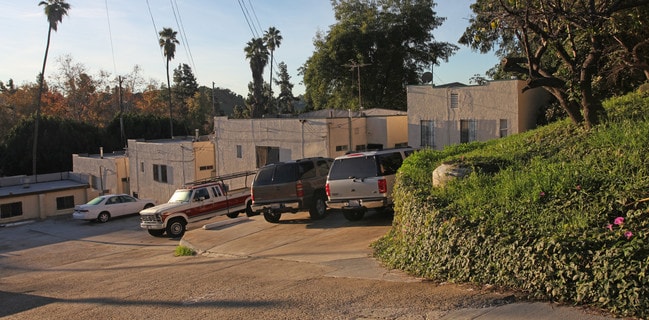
[141,162,144,172]
[395,142,408,148]
[199,165,214,171]
[420,120,435,148]
[1,202,23,218]
[56,196,75,210]
[236,145,242,158]
[355,144,366,151]
[450,93,459,108]
[336,145,349,152]
[499,119,508,138]
[153,164,168,183]
[460,119,477,143]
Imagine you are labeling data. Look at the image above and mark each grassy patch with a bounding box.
[174,245,195,256]
[374,91,649,318]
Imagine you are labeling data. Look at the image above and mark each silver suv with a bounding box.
[325,147,415,221]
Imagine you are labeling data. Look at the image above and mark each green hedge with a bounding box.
[374,91,649,318]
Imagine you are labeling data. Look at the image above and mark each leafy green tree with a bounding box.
[33,0,70,176]
[274,62,296,113]
[159,27,179,137]
[300,0,457,111]
[172,63,199,127]
[244,38,269,118]
[263,27,283,109]
[460,0,649,129]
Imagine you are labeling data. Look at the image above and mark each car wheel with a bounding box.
[166,218,186,238]
[263,211,281,223]
[97,212,110,223]
[143,203,154,209]
[226,212,240,218]
[343,210,365,221]
[309,193,327,220]
[147,229,166,237]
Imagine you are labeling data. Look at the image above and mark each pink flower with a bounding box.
[540,191,545,197]
[606,224,613,231]
[576,185,581,191]
[625,231,633,239]
[614,217,625,225]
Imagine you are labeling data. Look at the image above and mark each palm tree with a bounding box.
[33,0,70,177]
[263,27,282,109]
[159,27,179,138]
[244,38,269,118]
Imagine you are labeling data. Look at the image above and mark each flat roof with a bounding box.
[0,179,88,199]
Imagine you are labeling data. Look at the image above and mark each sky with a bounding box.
[0,0,499,97]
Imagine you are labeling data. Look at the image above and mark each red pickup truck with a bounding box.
[139,171,256,238]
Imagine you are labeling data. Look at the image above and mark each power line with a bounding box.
[145,0,166,66]
[237,0,258,38]
[246,0,264,37]
[104,0,118,76]
[170,0,196,72]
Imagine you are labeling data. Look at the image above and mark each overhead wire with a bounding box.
[145,0,166,67]
[237,0,259,38]
[170,0,196,72]
[104,0,118,76]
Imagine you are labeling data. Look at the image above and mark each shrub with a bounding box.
[374,92,649,318]
[174,245,195,256]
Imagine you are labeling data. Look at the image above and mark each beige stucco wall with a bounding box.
[214,117,332,175]
[407,80,551,149]
[366,116,409,149]
[128,138,206,204]
[72,154,129,195]
[0,187,88,223]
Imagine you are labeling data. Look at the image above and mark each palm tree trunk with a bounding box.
[33,27,52,177]
[166,59,173,138]
[269,52,274,113]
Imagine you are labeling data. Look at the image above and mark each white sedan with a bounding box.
[73,194,156,223]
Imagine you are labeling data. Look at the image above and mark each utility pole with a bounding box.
[343,60,370,109]
[118,76,125,147]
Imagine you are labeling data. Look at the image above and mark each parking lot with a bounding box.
[0,211,614,319]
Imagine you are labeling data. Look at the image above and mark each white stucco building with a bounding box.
[127,137,216,204]
[407,80,552,149]
[212,108,408,174]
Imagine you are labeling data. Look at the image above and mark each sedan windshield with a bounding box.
[168,190,191,203]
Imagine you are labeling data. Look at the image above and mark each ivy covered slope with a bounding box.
[373,91,649,318]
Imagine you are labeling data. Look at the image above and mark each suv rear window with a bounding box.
[255,163,299,185]
[328,157,378,180]
[377,152,404,175]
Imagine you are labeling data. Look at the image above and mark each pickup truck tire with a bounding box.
[166,218,187,238]
[309,193,327,220]
[264,211,281,223]
[226,212,240,218]
[147,229,166,237]
[343,210,365,221]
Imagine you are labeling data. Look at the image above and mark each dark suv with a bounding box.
[251,157,333,223]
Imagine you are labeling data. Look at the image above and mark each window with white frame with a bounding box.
[460,119,477,143]
[420,120,435,148]
[499,119,509,138]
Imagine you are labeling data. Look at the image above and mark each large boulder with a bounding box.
[432,163,472,187]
